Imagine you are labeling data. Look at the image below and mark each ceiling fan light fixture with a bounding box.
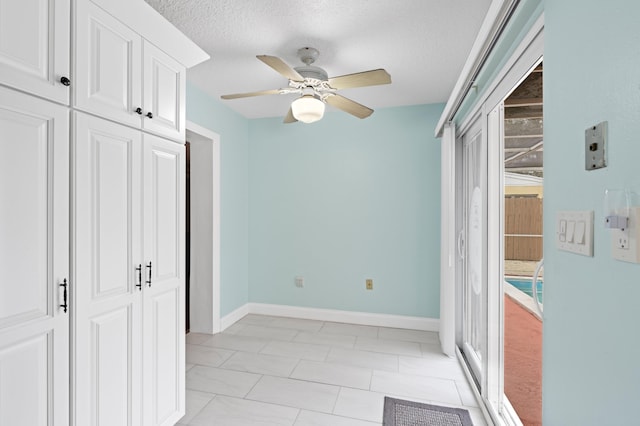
[291,94,325,123]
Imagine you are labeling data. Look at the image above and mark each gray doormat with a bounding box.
[383,397,474,426]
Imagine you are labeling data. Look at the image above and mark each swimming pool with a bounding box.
[506,277,543,303]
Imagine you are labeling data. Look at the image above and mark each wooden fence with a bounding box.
[505,196,543,260]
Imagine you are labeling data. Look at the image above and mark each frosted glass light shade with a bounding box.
[291,95,325,123]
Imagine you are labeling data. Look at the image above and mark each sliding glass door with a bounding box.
[458,116,488,387]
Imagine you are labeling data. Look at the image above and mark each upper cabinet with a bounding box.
[142,42,186,141]
[74,1,142,128]
[74,1,186,142]
[0,0,71,104]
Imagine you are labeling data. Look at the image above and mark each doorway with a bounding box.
[185,122,221,334]
[502,62,543,426]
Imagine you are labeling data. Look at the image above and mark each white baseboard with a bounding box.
[220,304,250,331]
[222,303,439,332]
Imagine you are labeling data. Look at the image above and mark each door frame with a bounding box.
[185,121,221,334]
[443,15,544,425]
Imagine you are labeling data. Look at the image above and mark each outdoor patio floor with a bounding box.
[504,294,543,426]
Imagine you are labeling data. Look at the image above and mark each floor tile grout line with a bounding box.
[184,393,218,426]
[291,406,302,425]
[242,372,265,400]
[242,379,342,416]
[289,357,304,378]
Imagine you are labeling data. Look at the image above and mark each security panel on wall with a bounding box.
[556,211,594,256]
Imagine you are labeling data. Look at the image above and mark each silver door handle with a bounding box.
[457,230,465,259]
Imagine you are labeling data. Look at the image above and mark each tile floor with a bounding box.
[178,314,487,426]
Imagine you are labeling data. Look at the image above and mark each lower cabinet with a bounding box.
[0,87,69,426]
[73,112,185,426]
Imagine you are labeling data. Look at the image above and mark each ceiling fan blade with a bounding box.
[220,89,281,100]
[257,55,304,81]
[328,69,391,90]
[325,94,373,119]
[283,107,298,124]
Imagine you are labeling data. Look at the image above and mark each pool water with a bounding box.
[506,278,543,304]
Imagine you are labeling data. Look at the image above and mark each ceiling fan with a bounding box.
[220,47,391,124]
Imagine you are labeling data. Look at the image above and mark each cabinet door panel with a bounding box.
[0,330,48,425]
[142,135,185,426]
[146,288,180,426]
[0,108,48,327]
[0,0,70,103]
[142,42,185,142]
[75,1,141,128]
[0,88,69,426]
[73,113,142,426]
[90,306,133,426]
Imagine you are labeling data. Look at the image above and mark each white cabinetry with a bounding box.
[142,135,186,426]
[1,0,205,424]
[0,0,70,104]
[72,113,185,426]
[72,113,143,426]
[142,43,186,142]
[74,2,142,129]
[0,86,69,426]
[75,1,186,142]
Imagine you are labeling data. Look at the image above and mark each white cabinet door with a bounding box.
[0,88,69,426]
[0,0,70,104]
[142,135,185,426]
[74,0,142,128]
[142,42,186,142]
[72,113,143,426]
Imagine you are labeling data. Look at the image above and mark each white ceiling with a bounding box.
[145,0,493,120]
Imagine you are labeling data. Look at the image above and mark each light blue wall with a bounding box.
[186,82,250,316]
[248,104,443,317]
[187,83,443,319]
[544,1,640,424]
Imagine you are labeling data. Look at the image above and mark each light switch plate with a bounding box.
[557,210,594,256]
[585,121,607,170]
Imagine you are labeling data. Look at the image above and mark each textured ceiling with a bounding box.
[145,0,493,119]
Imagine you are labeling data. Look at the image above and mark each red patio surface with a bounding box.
[504,294,542,426]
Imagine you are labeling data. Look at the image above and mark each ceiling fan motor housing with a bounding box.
[294,65,328,82]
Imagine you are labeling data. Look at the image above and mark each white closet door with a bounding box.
[142,134,185,426]
[0,0,70,104]
[142,42,185,142]
[74,0,142,128]
[0,88,69,426]
[73,113,143,426]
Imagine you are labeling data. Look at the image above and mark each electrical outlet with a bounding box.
[295,276,304,288]
[616,231,629,249]
[366,279,373,290]
[611,207,640,263]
